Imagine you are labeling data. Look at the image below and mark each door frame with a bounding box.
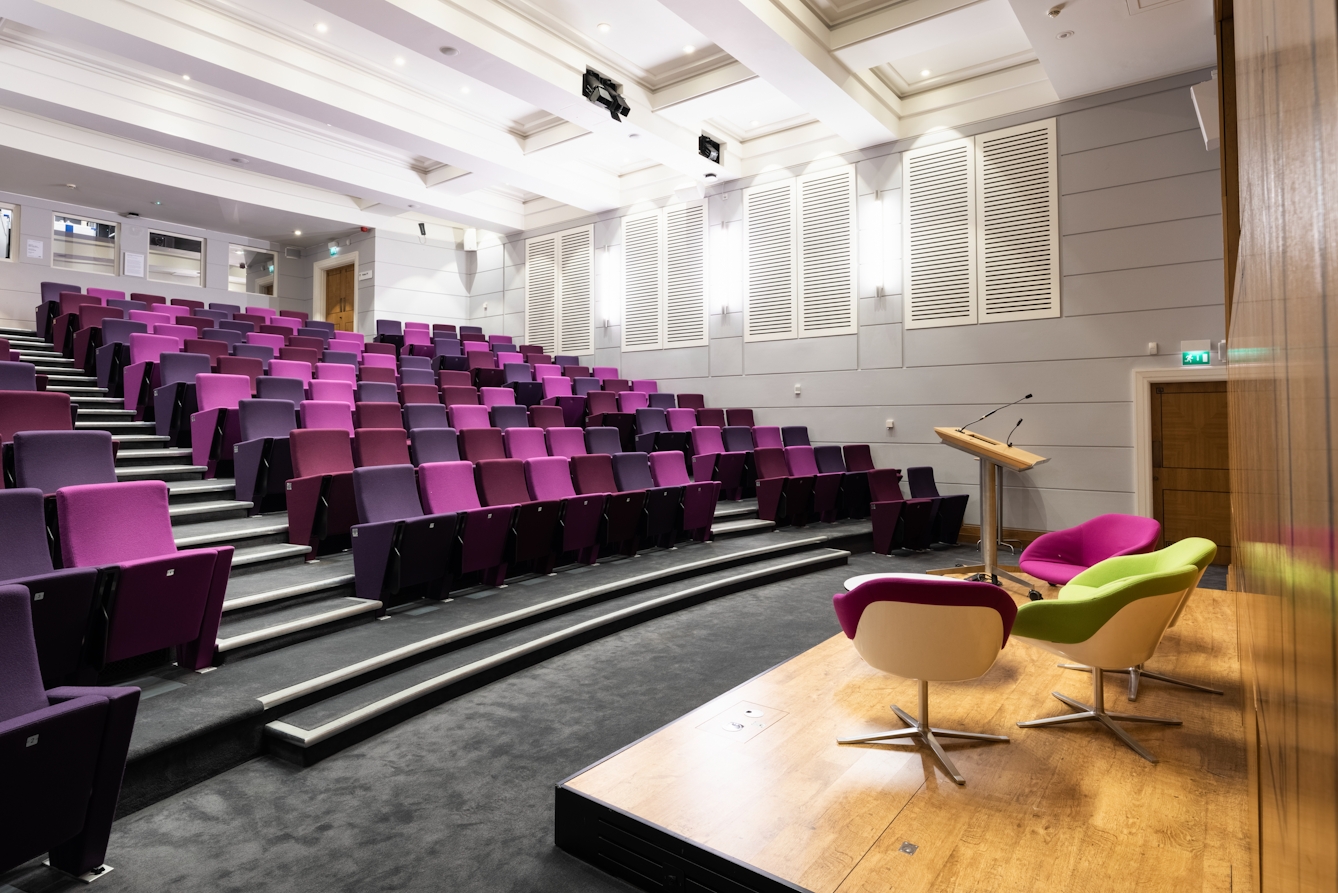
[1133,365,1228,518]
[312,251,359,330]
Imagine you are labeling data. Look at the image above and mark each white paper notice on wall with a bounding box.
[358,269,372,281]
[25,239,42,260]
[123,252,145,278]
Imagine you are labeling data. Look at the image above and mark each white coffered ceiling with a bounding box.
[0,0,1215,242]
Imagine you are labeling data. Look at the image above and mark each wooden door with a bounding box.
[1151,380,1230,564]
[325,264,355,331]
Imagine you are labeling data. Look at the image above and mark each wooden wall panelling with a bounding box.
[1230,1,1338,889]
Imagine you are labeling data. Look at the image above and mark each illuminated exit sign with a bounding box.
[1180,339,1212,366]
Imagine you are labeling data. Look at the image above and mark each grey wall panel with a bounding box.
[709,309,744,339]
[594,346,621,368]
[1064,259,1224,316]
[504,286,525,315]
[619,345,709,380]
[1060,129,1219,194]
[595,322,620,350]
[744,335,859,375]
[709,336,743,377]
[1062,215,1223,275]
[1060,170,1222,235]
[1058,87,1206,154]
[860,295,903,326]
[858,323,903,369]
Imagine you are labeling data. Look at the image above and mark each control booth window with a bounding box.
[0,203,13,261]
[53,214,117,274]
[228,245,277,295]
[149,231,204,286]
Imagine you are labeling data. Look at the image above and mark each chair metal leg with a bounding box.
[1059,661,1222,699]
[1016,668,1180,763]
[1138,667,1225,696]
[837,680,1008,786]
[1128,665,1141,701]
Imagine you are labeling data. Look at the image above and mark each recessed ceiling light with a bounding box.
[597,22,611,33]
[683,45,695,54]
[154,200,162,205]
[394,56,405,66]
[181,74,191,81]
[316,22,328,33]
[231,157,249,164]
[921,69,931,77]
[1056,30,1074,38]
[294,230,302,236]
[440,46,458,57]
[750,119,759,127]
[64,183,76,189]
[408,203,416,208]
[460,86,470,94]
[622,157,630,163]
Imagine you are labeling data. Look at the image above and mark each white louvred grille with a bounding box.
[664,201,708,347]
[557,227,593,355]
[903,139,976,329]
[622,211,662,352]
[798,166,856,337]
[977,120,1060,322]
[524,235,556,353]
[744,180,796,342]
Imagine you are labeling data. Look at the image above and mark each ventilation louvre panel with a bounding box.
[524,235,557,353]
[903,139,976,329]
[976,120,1060,322]
[558,227,593,355]
[744,180,797,342]
[621,212,663,352]
[798,167,857,337]
[664,201,708,347]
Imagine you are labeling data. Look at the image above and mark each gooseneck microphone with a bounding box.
[957,393,1032,434]
[1006,419,1024,448]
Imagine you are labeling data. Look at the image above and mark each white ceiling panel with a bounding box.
[656,77,812,142]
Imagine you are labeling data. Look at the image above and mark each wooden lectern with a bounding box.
[933,426,1049,591]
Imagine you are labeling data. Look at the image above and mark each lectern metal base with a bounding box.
[925,564,1045,600]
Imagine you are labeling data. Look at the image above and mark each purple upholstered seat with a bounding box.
[400,368,436,386]
[57,480,232,669]
[375,319,403,338]
[504,363,533,384]
[525,455,604,564]
[256,376,306,405]
[585,426,623,456]
[572,377,601,397]
[570,453,646,557]
[95,318,148,392]
[647,392,676,409]
[786,446,841,523]
[546,427,587,458]
[190,373,252,475]
[611,451,681,546]
[634,408,688,455]
[13,431,116,495]
[233,399,298,513]
[476,458,560,571]
[815,444,870,520]
[153,352,212,444]
[409,428,459,465]
[1018,514,1163,585]
[754,447,815,528]
[509,380,545,407]
[403,403,449,431]
[491,404,530,430]
[352,465,458,605]
[356,381,398,404]
[690,426,746,501]
[906,466,968,545]
[0,360,37,390]
[202,327,244,347]
[0,490,100,687]
[504,426,548,460]
[868,467,935,553]
[782,425,810,446]
[0,585,140,877]
[418,461,510,585]
[323,350,357,366]
[650,450,718,541]
[286,428,357,554]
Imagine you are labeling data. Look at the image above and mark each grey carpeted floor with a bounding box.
[4,549,958,893]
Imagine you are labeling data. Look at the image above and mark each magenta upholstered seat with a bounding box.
[450,403,491,430]
[151,323,196,349]
[246,332,286,354]
[532,363,561,381]
[650,450,718,541]
[287,428,357,554]
[362,352,396,370]
[570,453,646,556]
[244,306,276,320]
[467,350,497,371]
[353,428,411,467]
[752,426,783,449]
[906,466,967,544]
[128,310,170,326]
[57,480,232,670]
[268,316,300,333]
[868,468,935,553]
[754,447,814,528]
[542,376,573,400]
[476,458,560,570]
[504,427,548,460]
[351,465,458,604]
[190,373,253,475]
[269,358,312,385]
[592,366,618,381]
[458,427,505,461]
[216,355,264,394]
[355,402,404,430]
[300,400,354,436]
[332,331,365,346]
[618,391,649,413]
[480,387,515,407]
[546,427,587,458]
[123,332,182,414]
[13,431,116,495]
[664,408,696,433]
[690,426,746,501]
[409,428,459,465]
[786,446,841,523]
[0,392,73,444]
[441,385,479,407]
[611,451,681,545]
[1018,514,1163,585]
[309,378,356,408]
[527,405,563,429]
[403,403,449,430]
[417,461,510,585]
[832,576,1017,785]
[525,456,603,564]
[0,585,140,877]
[631,379,657,394]
[316,362,357,384]
[233,399,298,512]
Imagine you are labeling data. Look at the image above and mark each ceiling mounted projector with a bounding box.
[582,69,630,122]
[698,134,722,164]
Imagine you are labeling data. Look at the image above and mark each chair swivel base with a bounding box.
[1057,662,1225,701]
[837,680,1008,785]
[1018,668,1181,763]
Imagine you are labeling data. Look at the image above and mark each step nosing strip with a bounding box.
[174,524,289,546]
[223,574,357,612]
[264,551,848,744]
[216,600,382,652]
[257,537,833,710]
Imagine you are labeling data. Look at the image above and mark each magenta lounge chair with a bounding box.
[525,456,604,565]
[1018,513,1162,585]
[57,480,233,670]
[351,464,458,605]
[0,586,140,877]
[417,460,511,586]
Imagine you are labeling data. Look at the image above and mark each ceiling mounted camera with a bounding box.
[582,68,630,122]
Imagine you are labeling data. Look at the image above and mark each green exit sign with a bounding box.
[1182,350,1211,366]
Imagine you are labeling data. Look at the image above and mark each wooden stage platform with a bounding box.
[557,578,1250,893]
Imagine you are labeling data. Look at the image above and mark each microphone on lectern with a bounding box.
[1006,419,1024,448]
[957,393,1032,434]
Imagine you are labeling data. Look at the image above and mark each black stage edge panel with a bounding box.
[555,785,810,893]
